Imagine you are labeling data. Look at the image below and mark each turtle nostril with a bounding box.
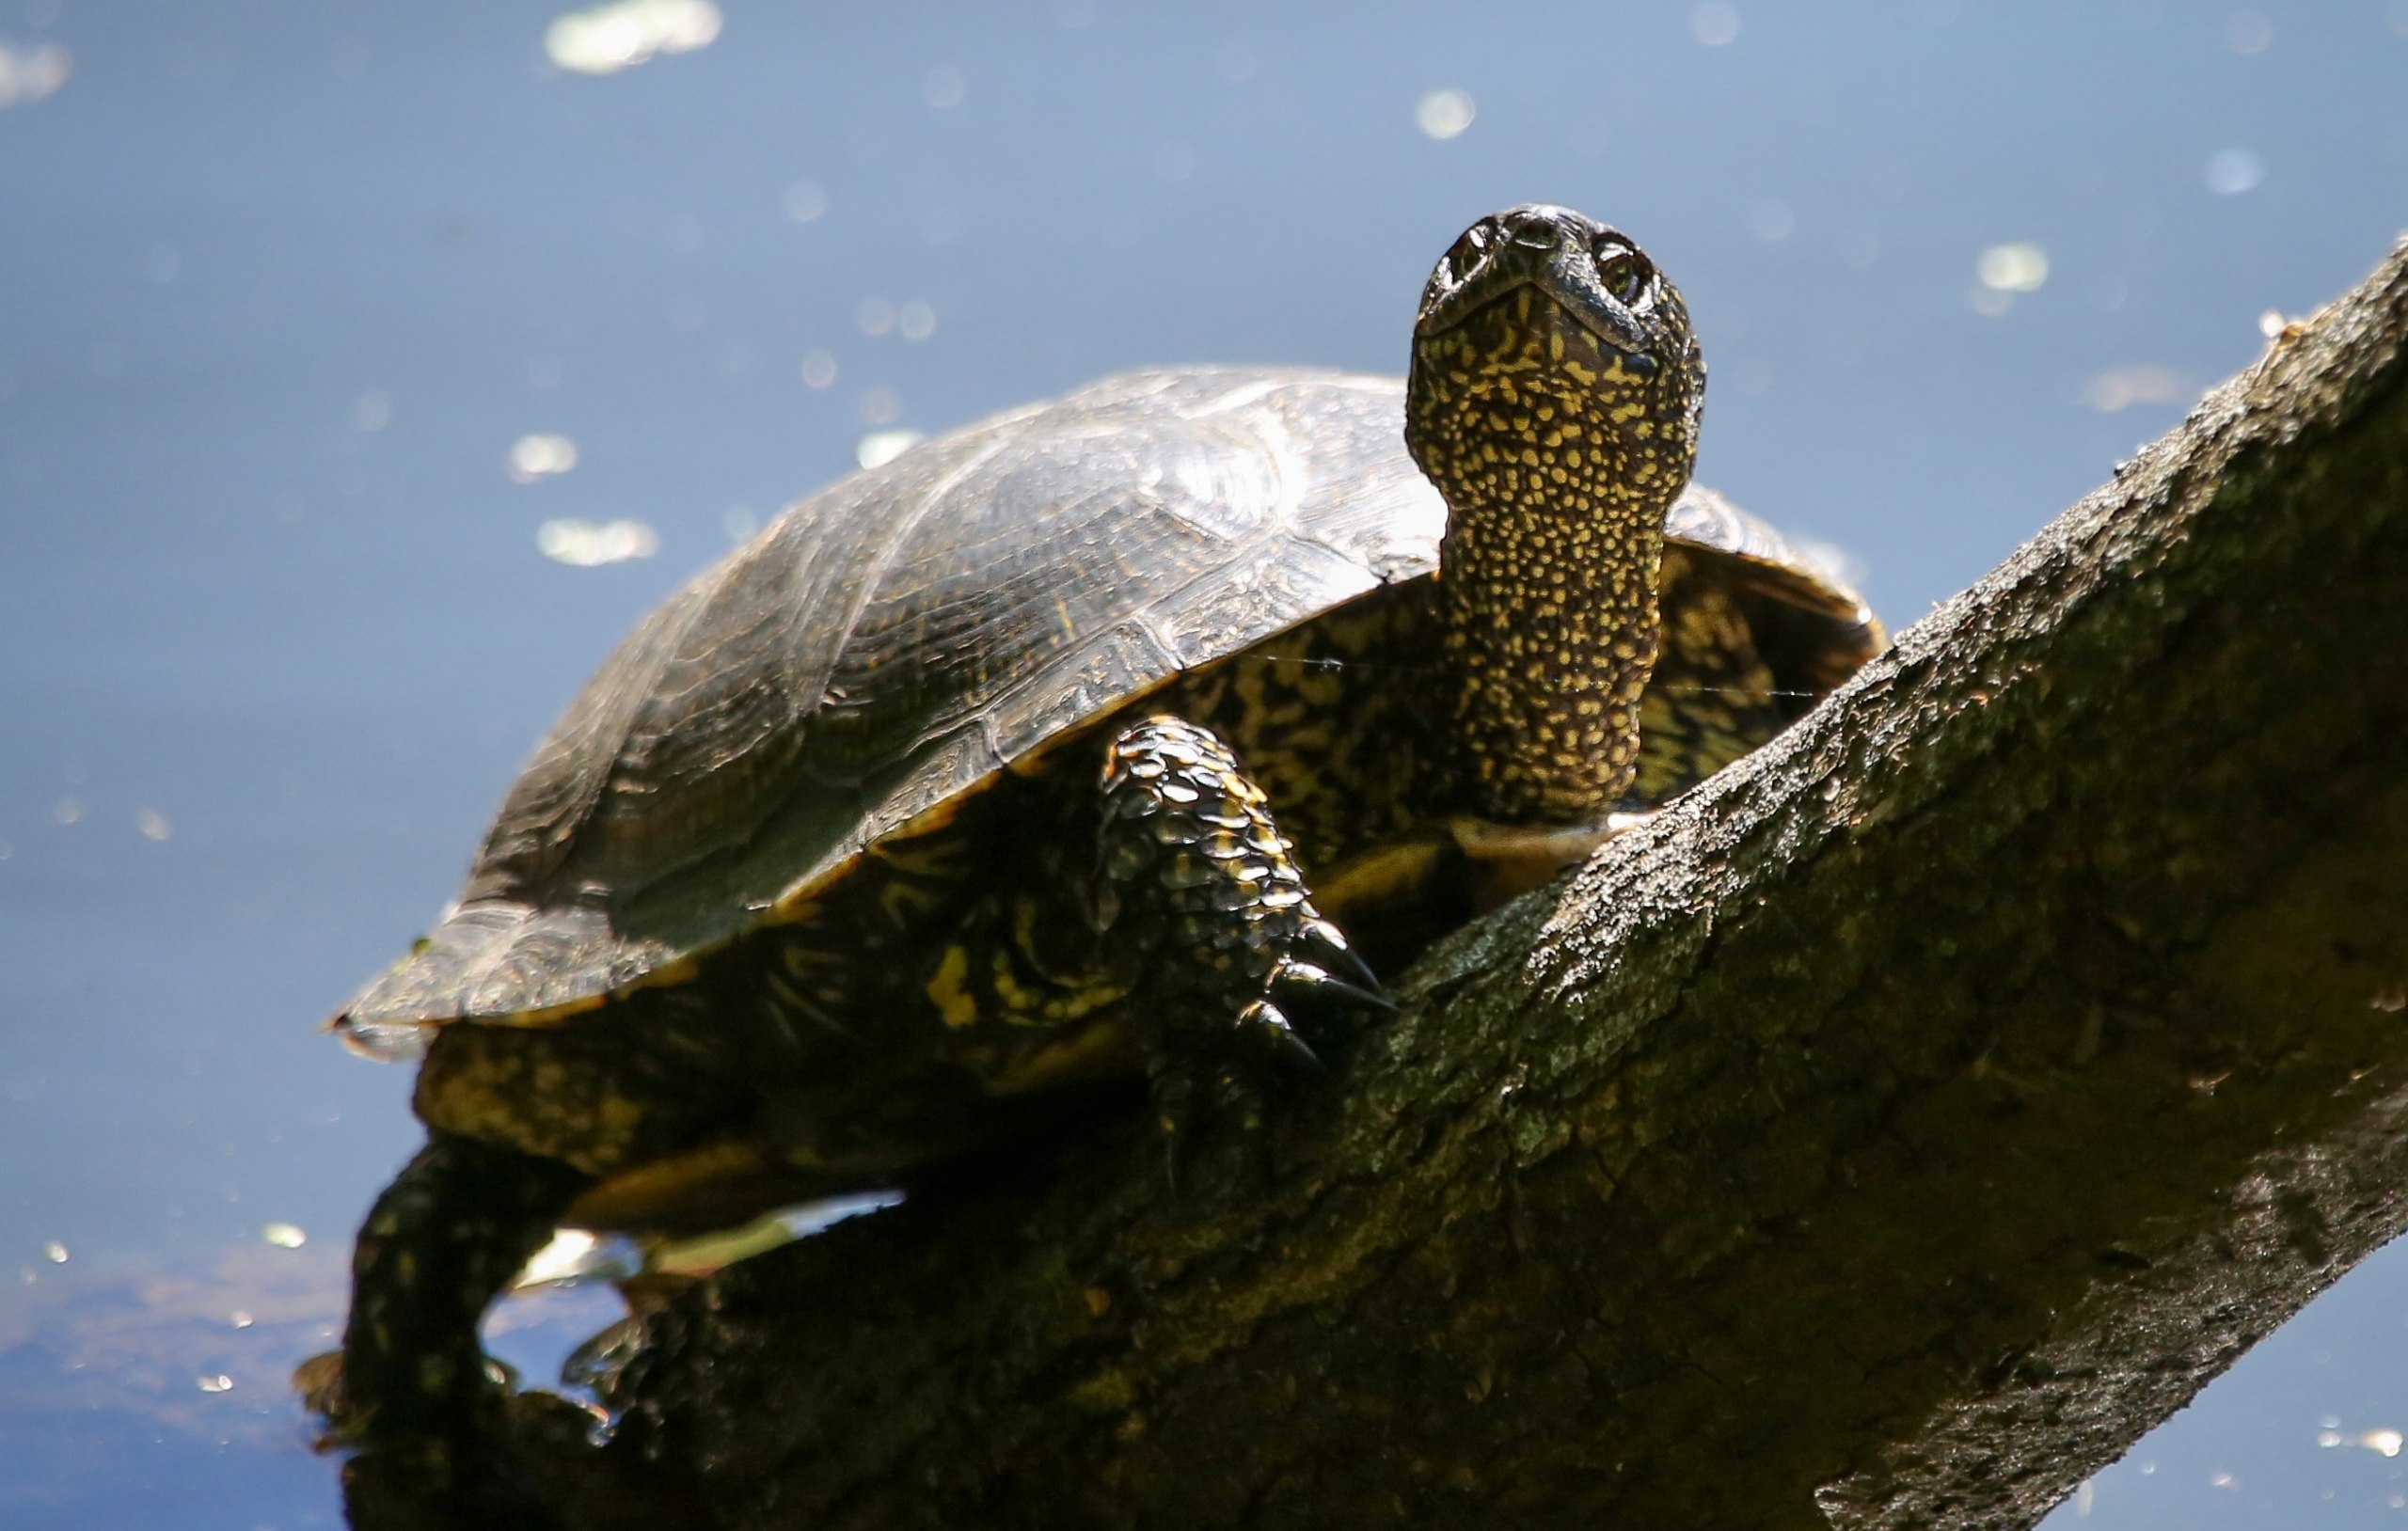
[1502,212,1561,252]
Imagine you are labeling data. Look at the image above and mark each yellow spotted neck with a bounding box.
[1410,289,1698,825]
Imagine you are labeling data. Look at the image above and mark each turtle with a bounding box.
[325,203,1883,1441]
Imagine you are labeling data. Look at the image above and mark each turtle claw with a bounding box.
[1242,997,1326,1071]
[1298,917,1385,996]
[1272,958,1395,1015]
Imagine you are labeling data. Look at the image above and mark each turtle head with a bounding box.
[1406,206,1706,824]
[1406,203,1703,512]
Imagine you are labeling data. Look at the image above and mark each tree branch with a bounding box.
[596,240,2408,1530]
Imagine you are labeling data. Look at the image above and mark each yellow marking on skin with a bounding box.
[764,971,834,1033]
[1011,897,1048,972]
[499,992,609,1027]
[986,1018,1140,1095]
[880,875,946,924]
[566,1139,777,1228]
[927,944,979,1029]
[1040,975,1129,1023]
[1316,837,1449,923]
[990,945,1043,1018]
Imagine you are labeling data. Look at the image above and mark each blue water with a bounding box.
[2,3,2403,1524]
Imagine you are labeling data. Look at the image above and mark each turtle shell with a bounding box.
[340,367,1875,1056]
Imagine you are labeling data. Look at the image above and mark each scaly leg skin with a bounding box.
[1094,715,1386,1185]
[335,1132,590,1443]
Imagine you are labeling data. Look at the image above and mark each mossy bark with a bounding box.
[597,241,2408,1530]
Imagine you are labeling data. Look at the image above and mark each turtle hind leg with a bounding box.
[333,1132,590,1441]
[1094,715,1386,1180]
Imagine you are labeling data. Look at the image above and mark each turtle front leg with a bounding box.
[1094,716,1386,1171]
[331,1132,590,1441]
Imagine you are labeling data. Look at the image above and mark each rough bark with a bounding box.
[596,240,2408,1530]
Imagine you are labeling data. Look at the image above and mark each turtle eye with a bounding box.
[1596,247,1648,304]
[1451,223,1493,279]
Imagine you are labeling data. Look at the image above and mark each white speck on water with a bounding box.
[856,429,926,470]
[262,1223,307,1249]
[1691,2,1741,46]
[544,0,721,77]
[197,1374,233,1394]
[2205,149,2264,196]
[1414,88,1474,140]
[538,519,658,566]
[2083,364,2184,412]
[507,433,578,482]
[1978,243,2050,293]
[0,40,71,107]
[783,180,827,223]
[921,64,964,110]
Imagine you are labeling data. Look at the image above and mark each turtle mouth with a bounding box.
[1413,204,1662,366]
